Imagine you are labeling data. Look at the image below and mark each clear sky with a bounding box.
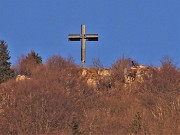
[0,0,179,67]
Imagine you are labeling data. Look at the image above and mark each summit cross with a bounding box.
[68,24,98,68]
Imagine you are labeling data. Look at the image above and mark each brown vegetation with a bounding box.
[0,56,179,135]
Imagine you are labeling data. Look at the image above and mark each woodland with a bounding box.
[0,41,180,135]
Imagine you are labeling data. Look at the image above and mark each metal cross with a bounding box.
[68,24,98,68]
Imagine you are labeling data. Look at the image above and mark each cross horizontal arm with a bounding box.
[85,34,98,41]
[68,34,81,41]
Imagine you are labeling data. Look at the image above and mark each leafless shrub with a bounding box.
[91,58,103,69]
[109,57,138,91]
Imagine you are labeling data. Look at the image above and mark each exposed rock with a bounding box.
[81,68,111,88]
[124,65,159,84]
[80,65,160,88]
[97,68,111,76]
[16,75,30,82]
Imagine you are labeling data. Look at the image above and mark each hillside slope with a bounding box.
[0,57,179,135]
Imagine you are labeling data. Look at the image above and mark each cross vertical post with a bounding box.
[81,25,86,68]
[68,24,98,68]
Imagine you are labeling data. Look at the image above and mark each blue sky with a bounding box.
[0,0,179,67]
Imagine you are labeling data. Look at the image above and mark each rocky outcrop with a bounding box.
[81,68,111,88]
[124,65,159,84]
[80,65,160,88]
[16,75,30,82]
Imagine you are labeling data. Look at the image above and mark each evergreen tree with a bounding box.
[26,50,42,64]
[70,114,82,135]
[128,112,142,134]
[0,40,14,83]
[18,50,42,76]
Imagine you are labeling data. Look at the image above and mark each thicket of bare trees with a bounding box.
[0,55,179,135]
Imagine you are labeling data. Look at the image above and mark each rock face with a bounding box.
[16,75,30,82]
[81,68,111,88]
[81,66,160,88]
[124,65,158,84]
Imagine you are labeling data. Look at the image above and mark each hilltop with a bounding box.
[0,56,180,135]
